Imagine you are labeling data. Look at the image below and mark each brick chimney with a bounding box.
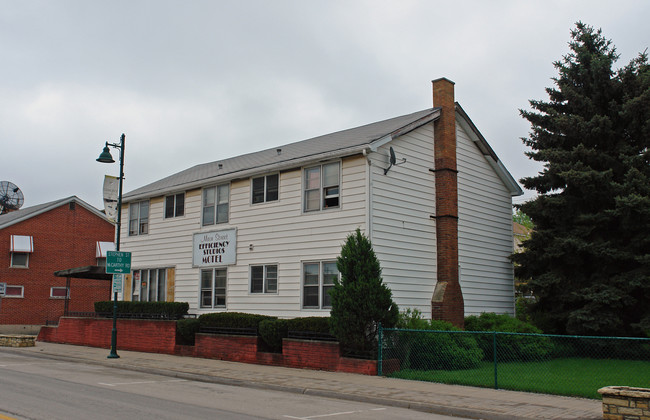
[430,77,464,328]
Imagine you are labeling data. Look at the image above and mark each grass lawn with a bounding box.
[387,358,650,399]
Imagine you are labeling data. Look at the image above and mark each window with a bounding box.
[250,264,278,294]
[165,193,185,218]
[10,235,33,268]
[129,201,149,236]
[4,285,24,298]
[304,162,340,212]
[96,241,115,267]
[200,268,227,308]
[131,268,167,302]
[10,252,28,268]
[202,184,229,226]
[50,287,69,299]
[302,261,339,309]
[252,174,279,204]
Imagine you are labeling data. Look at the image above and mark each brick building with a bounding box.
[0,196,115,333]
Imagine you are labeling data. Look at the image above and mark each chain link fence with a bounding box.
[378,326,650,399]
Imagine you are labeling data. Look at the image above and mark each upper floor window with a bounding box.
[9,235,32,268]
[304,162,340,212]
[252,174,279,204]
[302,261,339,309]
[165,193,185,218]
[11,252,29,268]
[250,264,278,294]
[129,201,149,236]
[202,184,229,226]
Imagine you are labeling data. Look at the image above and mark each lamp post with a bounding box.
[96,133,125,359]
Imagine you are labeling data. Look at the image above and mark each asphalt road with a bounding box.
[0,351,464,420]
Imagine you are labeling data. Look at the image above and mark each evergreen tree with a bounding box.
[329,228,399,355]
[513,23,650,337]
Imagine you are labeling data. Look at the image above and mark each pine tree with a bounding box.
[513,22,650,337]
[329,228,399,355]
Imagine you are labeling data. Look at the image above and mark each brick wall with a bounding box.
[0,200,114,326]
[39,318,384,374]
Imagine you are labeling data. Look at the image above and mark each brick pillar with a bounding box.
[431,77,464,329]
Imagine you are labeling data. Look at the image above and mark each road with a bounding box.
[0,351,464,420]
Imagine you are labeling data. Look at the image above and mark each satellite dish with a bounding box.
[384,147,407,175]
[0,181,24,214]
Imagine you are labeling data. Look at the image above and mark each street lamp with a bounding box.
[96,133,125,359]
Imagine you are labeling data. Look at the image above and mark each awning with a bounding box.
[96,241,116,258]
[10,235,33,253]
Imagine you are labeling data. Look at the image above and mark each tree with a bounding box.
[513,22,650,337]
[329,228,399,355]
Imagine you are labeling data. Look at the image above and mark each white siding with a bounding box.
[456,124,515,315]
[368,124,437,317]
[121,157,366,318]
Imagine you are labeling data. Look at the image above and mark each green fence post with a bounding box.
[493,331,498,389]
[378,322,383,376]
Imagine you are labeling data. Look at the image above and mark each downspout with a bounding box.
[363,148,373,242]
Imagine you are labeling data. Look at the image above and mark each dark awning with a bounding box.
[53,266,112,281]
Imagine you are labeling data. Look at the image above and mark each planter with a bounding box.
[598,386,650,420]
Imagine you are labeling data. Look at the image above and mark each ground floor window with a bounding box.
[4,285,24,298]
[302,261,339,309]
[250,264,278,294]
[132,268,167,302]
[201,268,226,308]
[50,287,69,299]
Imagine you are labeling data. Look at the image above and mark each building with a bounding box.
[0,196,115,333]
[119,78,523,325]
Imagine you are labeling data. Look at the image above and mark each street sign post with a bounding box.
[106,251,131,274]
[112,274,123,293]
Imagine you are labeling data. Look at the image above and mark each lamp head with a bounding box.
[96,144,115,163]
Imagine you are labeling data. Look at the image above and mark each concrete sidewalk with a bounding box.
[6,342,601,420]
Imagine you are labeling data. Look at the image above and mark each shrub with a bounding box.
[464,312,553,361]
[408,320,483,370]
[198,312,275,331]
[94,301,189,319]
[258,319,288,352]
[329,228,399,357]
[287,317,331,334]
[176,318,200,345]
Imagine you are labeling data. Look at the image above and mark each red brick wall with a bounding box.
[431,78,465,328]
[39,318,381,375]
[0,201,114,325]
[38,317,178,354]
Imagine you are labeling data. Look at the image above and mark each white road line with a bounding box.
[284,407,387,419]
[99,379,187,387]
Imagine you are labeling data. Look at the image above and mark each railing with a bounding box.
[378,325,650,399]
[198,326,258,336]
[63,311,185,320]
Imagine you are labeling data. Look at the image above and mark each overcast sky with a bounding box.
[2,0,649,211]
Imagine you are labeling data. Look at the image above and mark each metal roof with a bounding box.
[123,108,441,202]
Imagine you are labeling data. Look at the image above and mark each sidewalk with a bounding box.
[9,342,601,420]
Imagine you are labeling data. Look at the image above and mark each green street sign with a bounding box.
[106,251,132,274]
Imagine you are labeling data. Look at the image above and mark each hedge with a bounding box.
[94,301,189,319]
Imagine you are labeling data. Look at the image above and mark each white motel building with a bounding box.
[118,78,523,322]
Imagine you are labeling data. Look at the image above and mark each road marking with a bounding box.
[0,413,18,420]
[284,407,386,419]
[99,379,187,387]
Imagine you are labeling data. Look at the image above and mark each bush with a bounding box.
[390,309,483,370]
[176,318,200,345]
[464,312,553,361]
[329,229,399,357]
[287,317,331,334]
[198,312,275,331]
[258,319,288,352]
[94,301,189,319]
